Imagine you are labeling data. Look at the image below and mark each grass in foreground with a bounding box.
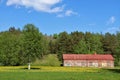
[0,66,120,80]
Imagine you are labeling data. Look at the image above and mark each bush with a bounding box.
[32,54,61,66]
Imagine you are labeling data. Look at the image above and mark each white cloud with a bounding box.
[65,10,78,16]
[104,27,119,34]
[107,16,116,25]
[57,10,78,17]
[6,0,79,17]
[6,0,63,13]
[80,23,96,27]
[56,14,64,17]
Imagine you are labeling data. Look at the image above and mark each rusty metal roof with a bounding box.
[63,54,114,60]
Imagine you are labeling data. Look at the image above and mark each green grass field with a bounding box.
[0,66,120,80]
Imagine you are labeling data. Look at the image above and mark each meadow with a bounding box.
[0,66,120,80]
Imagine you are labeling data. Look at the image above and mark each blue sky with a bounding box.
[0,0,120,35]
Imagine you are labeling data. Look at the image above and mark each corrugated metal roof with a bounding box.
[63,54,114,60]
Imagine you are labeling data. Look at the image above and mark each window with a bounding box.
[89,62,98,67]
[81,62,86,67]
[89,62,93,67]
[93,62,98,67]
[65,63,71,66]
[107,61,111,67]
[102,62,107,67]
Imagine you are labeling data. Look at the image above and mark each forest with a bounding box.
[0,24,120,66]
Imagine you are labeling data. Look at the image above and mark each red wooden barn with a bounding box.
[63,53,114,68]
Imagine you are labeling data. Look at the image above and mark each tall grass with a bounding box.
[32,54,60,66]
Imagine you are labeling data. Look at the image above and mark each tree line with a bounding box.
[0,24,120,66]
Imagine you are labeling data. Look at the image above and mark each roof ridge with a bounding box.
[63,54,114,60]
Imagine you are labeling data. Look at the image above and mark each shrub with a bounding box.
[32,54,61,66]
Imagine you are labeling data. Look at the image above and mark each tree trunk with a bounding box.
[28,63,31,70]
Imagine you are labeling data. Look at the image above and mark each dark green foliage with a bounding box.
[56,31,73,60]
[0,24,44,66]
[0,31,22,65]
[73,38,88,54]
[73,33,103,54]
[49,40,57,54]
[0,24,120,66]
[22,24,43,63]
[102,33,117,55]
[114,32,120,66]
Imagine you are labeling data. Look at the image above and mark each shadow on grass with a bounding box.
[105,68,120,73]
[22,67,41,70]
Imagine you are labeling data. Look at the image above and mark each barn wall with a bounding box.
[64,60,114,68]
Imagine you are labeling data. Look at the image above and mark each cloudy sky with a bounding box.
[0,0,120,34]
